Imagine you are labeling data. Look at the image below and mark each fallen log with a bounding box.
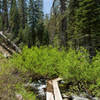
[0,31,21,53]
[0,43,15,54]
[0,45,11,57]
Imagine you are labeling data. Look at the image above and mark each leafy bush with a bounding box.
[9,46,100,96]
[16,84,36,100]
[60,48,90,82]
[11,46,91,81]
[11,46,66,78]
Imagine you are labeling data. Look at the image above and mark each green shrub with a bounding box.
[59,48,90,82]
[92,52,100,85]
[0,53,4,59]
[11,46,91,81]
[9,46,100,96]
[16,84,36,100]
[11,46,66,78]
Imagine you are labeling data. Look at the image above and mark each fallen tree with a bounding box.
[0,31,21,54]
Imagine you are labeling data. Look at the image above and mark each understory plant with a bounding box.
[10,46,100,96]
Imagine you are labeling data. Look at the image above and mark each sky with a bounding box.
[43,0,53,14]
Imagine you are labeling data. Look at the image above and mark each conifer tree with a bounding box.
[27,0,44,46]
[18,0,27,29]
[2,0,8,31]
[59,0,67,47]
[36,0,43,19]
[68,0,79,48]
[0,0,2,14]
[9,0,20,38]
[35,0,44,45]
[75,0,100,55]
[0,0,2,30]
[28,0,37,46]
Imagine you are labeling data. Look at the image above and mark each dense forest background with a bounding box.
[0,0,100,56]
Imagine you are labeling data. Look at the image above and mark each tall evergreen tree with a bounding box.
[0,0,2,14]
[35,0,44,45]
[59,0,67,47]
[36,0,43,19]
[27,0,44,47]
[68,0,79,48]
[9,0,19,38]
[75,0,100,56]
[2,0,8,31]
[28,0,37,46]
[0,0,2,30]
[18,0,27,29]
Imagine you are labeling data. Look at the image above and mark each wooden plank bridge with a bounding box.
[46,78,68,100]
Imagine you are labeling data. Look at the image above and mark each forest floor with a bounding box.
[0,55,100,100]
[0,55,37,100]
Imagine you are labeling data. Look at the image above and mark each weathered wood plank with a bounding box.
[46,78,62,100]
[46,80,54,100]
[46,92,54,100]
[52,78,62,100]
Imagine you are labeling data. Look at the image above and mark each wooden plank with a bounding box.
[46,92,54,100]
[52,78,62,100]
[46,80,54,100]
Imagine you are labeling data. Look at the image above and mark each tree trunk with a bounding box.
[2,0,9,31]
[60,0,67,47]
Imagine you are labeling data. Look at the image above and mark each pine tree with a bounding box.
[75,0,100,56]
[0,0,2,14]
[0,0,2,30]
[2,0,8,31]
[18,0,27,29]
[67,0,79,48]
[35,0,44,45]
[27,0,37,46]
[59,0,67,47]
[36,0,43,19]
[27,0,44,46]
[9,0,20,38]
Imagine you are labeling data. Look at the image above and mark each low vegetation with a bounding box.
[0,53,37,100]
[10,46,100,97]
[1,46,100,99]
